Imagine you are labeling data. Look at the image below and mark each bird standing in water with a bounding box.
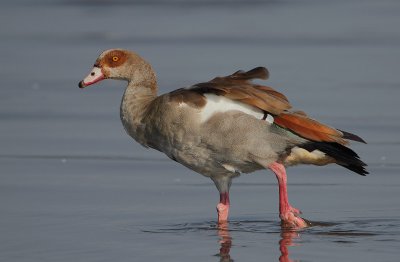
[79,49,367,228]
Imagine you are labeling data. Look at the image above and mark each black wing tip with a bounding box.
[339,129,367,144]
[339,162,369,176]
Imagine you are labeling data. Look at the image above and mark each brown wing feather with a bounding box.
[168,88,207,108]
[230,67,269,80]
[255,85,289,103]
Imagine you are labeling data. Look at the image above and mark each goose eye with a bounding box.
[112,56,119,62]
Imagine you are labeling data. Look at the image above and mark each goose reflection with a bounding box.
[278,228,300,262]
[217,222,233,262]
[216,222,300,262]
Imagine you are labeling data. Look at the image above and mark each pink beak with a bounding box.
[79,66,105,88]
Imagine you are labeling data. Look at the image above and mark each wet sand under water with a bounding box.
[1,0,400,261]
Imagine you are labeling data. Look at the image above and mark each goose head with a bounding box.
[78,49,155,89]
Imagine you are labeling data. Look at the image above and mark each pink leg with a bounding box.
[217,192,230,223]
[269,162,308,229]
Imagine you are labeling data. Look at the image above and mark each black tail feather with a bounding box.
[300,142,368,176]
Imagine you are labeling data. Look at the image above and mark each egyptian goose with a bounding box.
[79,49,367,228]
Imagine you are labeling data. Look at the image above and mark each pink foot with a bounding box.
[217,203,229,223]
[280,210,308,229]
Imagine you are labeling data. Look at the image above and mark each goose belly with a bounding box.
[165,142,264,178]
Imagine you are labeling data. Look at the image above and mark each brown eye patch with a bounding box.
[103,50,127,68]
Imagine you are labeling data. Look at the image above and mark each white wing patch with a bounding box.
[201,94,269,122]
[265,114,274,124]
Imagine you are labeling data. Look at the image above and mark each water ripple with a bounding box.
[140,218,400,238]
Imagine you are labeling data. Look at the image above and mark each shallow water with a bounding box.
[1,0,400,261]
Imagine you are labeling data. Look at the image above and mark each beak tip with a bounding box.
[78,81,86,89]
